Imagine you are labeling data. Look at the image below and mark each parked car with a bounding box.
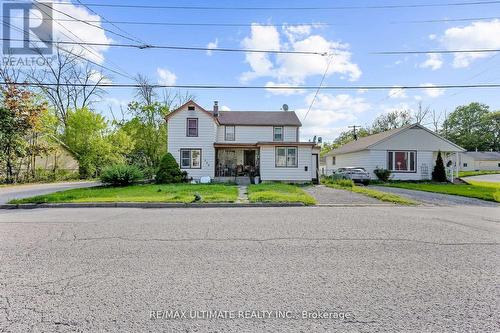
[335,167,371,185]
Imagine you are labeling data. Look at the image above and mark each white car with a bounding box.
[335,167,371,185]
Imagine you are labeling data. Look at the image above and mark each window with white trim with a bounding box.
[225,126,235,141]
[276,147,298,167]
[273,127,283,141]
[388,151,416,172]
[180,149,201,169]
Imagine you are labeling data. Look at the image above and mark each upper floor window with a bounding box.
[388,151,416,172]
[186,118,198,137]
[188,106,195,111]
[274,127,283,141]
[225,126,235,141]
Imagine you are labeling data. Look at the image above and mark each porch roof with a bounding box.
[214,143,257,148]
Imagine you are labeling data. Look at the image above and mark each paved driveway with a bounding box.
[0,181,100,204]
[1,206,498,332]
[305,185,384,205]
[463,173,500,183]
[370,185,498,207]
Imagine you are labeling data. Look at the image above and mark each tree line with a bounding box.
[0,50,193,184]
[321,102,500,155]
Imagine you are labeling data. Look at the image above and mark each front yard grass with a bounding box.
[381,182,500,203]
[247,183,316,206]
[322,181,417,205]
[9,184,239,204]
[459,170,500,178]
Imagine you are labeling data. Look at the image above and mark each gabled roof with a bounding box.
[164,100,218,123]
[216,111,302,126]
[164,100,301,126]
[324,123,464,156]
[462,151,500,161]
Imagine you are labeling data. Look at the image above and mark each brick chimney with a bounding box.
[213,101,219,117]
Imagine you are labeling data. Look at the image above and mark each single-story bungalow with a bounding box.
[323,123,465,180]
[459,151,500,171]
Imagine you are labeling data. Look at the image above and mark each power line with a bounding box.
[49,1,500,10]
[4,16,498,28]
[74,0,146,45]
[2,82,500,90]
[303,55,334,121]
[3,38,500,56]
[26,1,134,80]
[0,38,327,55]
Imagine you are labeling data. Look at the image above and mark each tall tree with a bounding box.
[0,85,47,183]
[371,109,413,133]
[442,103,493,151]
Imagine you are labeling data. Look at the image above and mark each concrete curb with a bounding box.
[0,202,306,210]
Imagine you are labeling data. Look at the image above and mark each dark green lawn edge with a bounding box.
[323,183,418,206]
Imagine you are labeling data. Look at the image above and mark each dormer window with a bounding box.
[186,118,198,137]
[273,127,283,141]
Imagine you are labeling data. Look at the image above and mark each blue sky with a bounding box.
[4,0,500,141]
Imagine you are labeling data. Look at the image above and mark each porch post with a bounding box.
[455,152,459,179]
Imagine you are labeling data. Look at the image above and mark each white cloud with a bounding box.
[428,34,437,41]
[420,83,445,98]
[157,68,177,85]
[220,105,231,111]
[440,19,500,68]
[48,1,112,64]
[295,93,370,140]
[420,54,443,70]
[265,81,304,95]
[240,24,361,92]
[206,38,218,56]
[388,87,407,99]
[89,70,111,84]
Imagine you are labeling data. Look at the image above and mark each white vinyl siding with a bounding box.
[260,145,312,182]
[216,126,299,143]
[167,107,216,180]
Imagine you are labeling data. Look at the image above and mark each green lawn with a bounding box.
[9,184,239,204]
[381,182,500,203]
[459,170,500,178]
[247,183,316,205]
[322,181,417,205]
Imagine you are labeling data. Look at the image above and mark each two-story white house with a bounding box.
[166,100,320,184]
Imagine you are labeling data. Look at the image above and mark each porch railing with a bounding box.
[215,165,259,177]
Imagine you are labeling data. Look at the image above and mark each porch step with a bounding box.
[235,177,251,185]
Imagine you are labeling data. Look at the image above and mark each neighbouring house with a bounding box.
[323,123,465,180]
[459,151,500,171]
[165,100,320,184]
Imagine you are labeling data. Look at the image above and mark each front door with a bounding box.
[244,150,255,167]
[312,153,319,184]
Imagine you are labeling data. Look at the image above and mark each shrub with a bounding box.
[374,168,391,182]
[156,153,188,184]
[100,164,143,186]
[432,151,447,182]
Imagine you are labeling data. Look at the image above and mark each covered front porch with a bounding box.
[214,144,260,181]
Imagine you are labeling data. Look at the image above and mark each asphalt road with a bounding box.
[0,181,100,204]
[463,173,500,183]
[0,206,499,332]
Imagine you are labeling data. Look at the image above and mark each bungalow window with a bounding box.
[463,163,468,167]
[388,151,416,172]
[186,118,198,137]
[332,156,336,166]
[274,127,283,141]
[276,147,298,168]
[180,149,201,169]
[225,126,235,141]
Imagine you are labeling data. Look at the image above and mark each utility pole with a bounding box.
[348,125,361,140]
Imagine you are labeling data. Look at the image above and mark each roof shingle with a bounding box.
[215,111,302,126]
